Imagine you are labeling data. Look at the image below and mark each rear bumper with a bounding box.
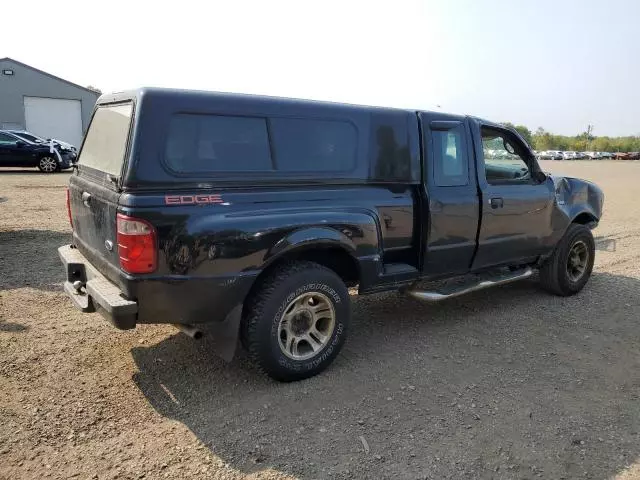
[58,244,137,329]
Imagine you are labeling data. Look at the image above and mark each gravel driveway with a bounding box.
[1,161,640,480]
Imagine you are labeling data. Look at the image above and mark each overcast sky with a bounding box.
[4,0,639,136]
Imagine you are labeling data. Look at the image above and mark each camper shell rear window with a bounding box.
[78,103,133,176]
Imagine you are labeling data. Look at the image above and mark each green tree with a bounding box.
[514,125,533,146]
[592,137,613,152]
[501,122,640,153]
[532,127,553,150]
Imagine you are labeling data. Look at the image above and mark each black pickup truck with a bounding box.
[59,88,604,381]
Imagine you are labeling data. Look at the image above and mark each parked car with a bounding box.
[0,130,75,172]
[538,151,563,160]
[627,152,640,160]
[6,130,78,154]
[615,152,631,160]
[563,151,578,160]
[58,88,604,381]
[587,152,609,160]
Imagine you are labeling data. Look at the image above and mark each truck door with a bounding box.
[419,113,479,276]
[471,122,555,270]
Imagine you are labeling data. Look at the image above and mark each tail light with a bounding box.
[66,188,73,229]
[116,213,157,274]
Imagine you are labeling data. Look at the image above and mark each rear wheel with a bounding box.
[37,156,58,173]
[539,223,595,296]
[242,261,350,381]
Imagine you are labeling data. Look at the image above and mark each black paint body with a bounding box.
[66,88,604,340]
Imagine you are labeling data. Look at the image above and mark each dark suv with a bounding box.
[59,88,604,381]
[0,130,75,172]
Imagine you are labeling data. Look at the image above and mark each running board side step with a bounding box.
[407,267,534,302]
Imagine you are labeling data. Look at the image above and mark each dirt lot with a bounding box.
[1,161,639,480]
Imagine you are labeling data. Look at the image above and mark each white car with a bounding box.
[562,151,578,160]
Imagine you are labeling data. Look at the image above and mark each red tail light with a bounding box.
[66,188,73,229]
[116,213,157,274]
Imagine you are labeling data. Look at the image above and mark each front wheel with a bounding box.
[539,223,595,296]
[37,156,59,173]
[242,261,350,381]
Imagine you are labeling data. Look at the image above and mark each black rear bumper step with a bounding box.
[58,245,137,329]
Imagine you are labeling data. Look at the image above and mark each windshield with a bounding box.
[78,103,133,176]
[10,131,44,143]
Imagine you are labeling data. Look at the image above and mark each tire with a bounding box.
[242,261,350,382]
[37,156,59,173]
[539,223,595,296]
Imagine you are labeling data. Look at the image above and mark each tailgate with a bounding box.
[69,102,134,283]
[69,175,121,281]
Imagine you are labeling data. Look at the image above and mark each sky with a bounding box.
[3,0,639,136]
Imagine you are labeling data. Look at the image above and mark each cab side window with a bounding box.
[481,127,532,184]
[431,124,468,187]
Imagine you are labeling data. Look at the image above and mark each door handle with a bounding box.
[81,192,91,207]
[489,197,503,209]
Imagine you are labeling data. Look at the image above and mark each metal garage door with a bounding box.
[24,97,83,147]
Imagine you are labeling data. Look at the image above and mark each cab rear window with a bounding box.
[78,103,133,176]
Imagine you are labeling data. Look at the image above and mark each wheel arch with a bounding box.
[571,211,598,228]
[261,231,360,285]
[242,228,360,306]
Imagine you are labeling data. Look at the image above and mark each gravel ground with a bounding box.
[1,161,640,480]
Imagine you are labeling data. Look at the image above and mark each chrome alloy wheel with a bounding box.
[277,292,336,361]
[39,156,58,173]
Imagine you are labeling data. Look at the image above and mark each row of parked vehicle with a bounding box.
[0,129,78,173]
[608,152,640,160]
[536,150,640,160]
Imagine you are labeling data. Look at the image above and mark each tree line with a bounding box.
[502,123,640,152]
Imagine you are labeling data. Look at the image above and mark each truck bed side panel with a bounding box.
[117,185,414,324]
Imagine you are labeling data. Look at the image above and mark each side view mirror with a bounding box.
[15,140,25,148]
[533,170,548,183]
[503,140,516,155]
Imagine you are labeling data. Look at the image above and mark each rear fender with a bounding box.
[148,208,384,361]
[265,226,358,263]
[261,211,384,290]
